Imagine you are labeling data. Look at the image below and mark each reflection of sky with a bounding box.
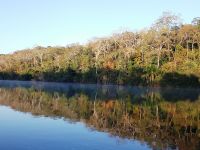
[0,106,149,150]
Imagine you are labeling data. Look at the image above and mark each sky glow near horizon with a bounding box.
[0,0,199,54]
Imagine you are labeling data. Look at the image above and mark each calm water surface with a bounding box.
[0,80,199,150]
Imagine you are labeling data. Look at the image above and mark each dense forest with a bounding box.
[0,85,199,150]
[0,12,200,87]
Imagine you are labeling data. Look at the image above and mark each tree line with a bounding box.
[0,12,200,87]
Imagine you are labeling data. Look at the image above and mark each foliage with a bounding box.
[0,13,200,87]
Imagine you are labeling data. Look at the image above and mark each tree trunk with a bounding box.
[187,41,189,61]
[141,49,144,63]
[168,43,171,61]
[192,42,194,52]
[192,41,195,60]
[95,51,100,83]
[199,43,200,60]
[157,45,162,68]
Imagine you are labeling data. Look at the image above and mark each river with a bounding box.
[0,80,199,150]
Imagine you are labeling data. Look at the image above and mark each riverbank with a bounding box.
[0,70,199,88]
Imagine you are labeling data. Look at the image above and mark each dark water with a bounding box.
[0,80,199,150]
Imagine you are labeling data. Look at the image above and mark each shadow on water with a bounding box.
[0,80,200,150]
[161,72,200,87]
[0,67,200,87]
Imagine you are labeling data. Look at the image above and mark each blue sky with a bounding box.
[0,0,199,54]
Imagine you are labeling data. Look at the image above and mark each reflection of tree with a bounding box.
[0,87,199,150]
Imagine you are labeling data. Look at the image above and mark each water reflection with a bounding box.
[0,80,200,150]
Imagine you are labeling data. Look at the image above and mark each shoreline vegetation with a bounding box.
[0,12,200,87]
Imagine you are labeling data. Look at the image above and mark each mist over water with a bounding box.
[0,80,199,150]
